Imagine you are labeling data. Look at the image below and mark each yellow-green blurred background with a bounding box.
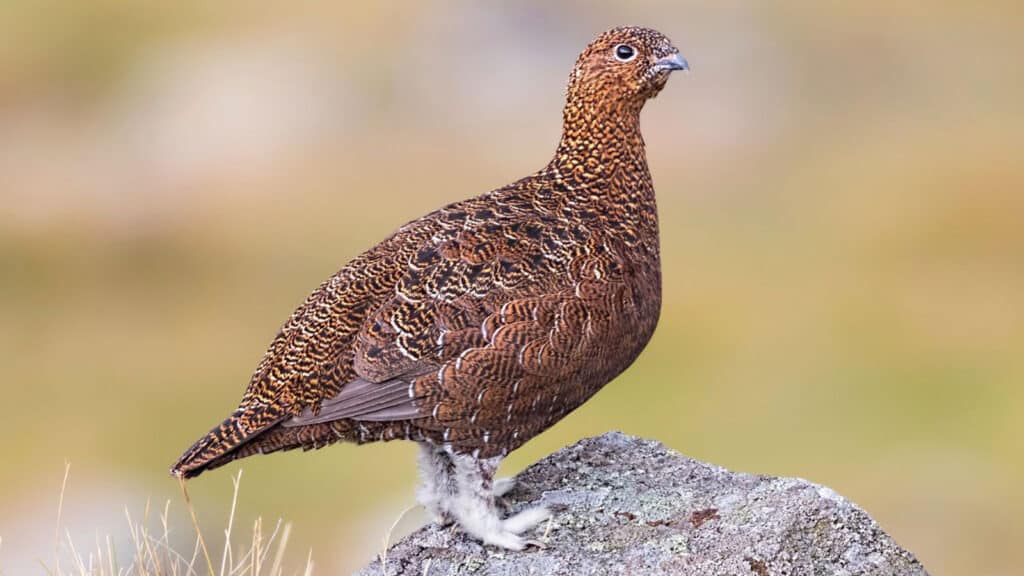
[1,1,1021,574]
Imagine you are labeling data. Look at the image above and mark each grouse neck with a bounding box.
[551,97,648,183]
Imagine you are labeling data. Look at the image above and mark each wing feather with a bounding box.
[284,378,420,425]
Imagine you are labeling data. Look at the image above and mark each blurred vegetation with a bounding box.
[1,2,1021,575]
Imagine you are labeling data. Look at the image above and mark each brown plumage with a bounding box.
[172,26,687,549]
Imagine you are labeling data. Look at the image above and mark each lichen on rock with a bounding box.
[357,432,929,576]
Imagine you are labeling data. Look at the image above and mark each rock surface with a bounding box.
[358,432,929,576]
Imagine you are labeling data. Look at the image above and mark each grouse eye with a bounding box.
[614,44,637,62]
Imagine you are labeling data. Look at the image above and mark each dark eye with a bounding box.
[614,44,637,62]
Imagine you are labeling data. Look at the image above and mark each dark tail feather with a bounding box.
[170,406,284,479]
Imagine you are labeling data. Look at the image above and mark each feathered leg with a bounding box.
[416,443,456,525]
[448,453,551,550]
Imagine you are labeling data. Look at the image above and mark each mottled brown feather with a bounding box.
[172,26,683,478]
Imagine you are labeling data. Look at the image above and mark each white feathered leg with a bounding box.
[416,443,456,526]
[448,453,550,550]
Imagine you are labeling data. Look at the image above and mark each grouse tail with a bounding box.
[170,406,283,479]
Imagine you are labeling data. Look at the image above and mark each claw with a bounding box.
[522,538,547,550]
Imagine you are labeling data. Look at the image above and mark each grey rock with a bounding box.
[358,432,928,576]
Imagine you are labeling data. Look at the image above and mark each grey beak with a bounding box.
[656,53,689,72]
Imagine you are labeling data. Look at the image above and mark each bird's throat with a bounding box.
[552,98,647,183]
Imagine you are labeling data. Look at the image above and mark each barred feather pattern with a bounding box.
[172,26,682,478]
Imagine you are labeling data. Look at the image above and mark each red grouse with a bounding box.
[172,26,688,550]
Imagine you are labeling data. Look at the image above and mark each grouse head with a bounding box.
[567,26,688,108]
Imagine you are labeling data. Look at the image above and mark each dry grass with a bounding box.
[34,464,314,576]
[377,504,418,576]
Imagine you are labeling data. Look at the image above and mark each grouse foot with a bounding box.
[450,493,551,550]
[446,452,552,550]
